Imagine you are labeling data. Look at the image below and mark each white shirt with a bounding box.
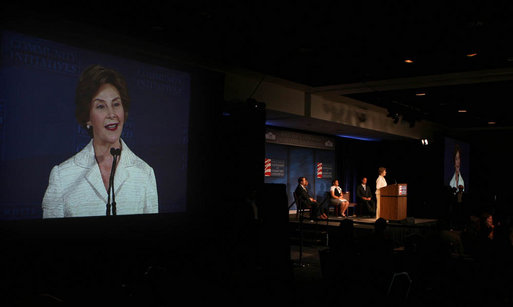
[42,139,158,218]
[376,175,387,193]
[330,185,348,202]
[449,172,465,192]
[330,185,342,195]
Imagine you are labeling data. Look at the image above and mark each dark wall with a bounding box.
[185,69,225,216]
[466,130,513,218]
[209,98,266,207]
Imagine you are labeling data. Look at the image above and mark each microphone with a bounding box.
[106,147,121,216]
[110,148,121,156]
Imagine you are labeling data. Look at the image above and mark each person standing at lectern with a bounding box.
[42,65,159,218]
[375,167,387,219]
[356,177,375,217]
[295,177,327,220]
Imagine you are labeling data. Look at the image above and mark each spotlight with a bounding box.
[421,139,429,146]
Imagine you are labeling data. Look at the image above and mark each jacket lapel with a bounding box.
[74,140,107,202]
[75,138,134,201]
[113,164,128,196]
[113,139,133,195]
[85,165,108,203]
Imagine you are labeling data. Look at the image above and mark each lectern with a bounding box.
[378,183,407,220]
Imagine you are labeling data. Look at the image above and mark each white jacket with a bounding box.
[42,139,158,218]
[376,175,387,193]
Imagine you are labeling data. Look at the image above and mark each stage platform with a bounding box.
[289,213,438,227]
[289,211,439,247]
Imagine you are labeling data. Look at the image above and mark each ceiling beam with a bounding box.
[311,67,513,96]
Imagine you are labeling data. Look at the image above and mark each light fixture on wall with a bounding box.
[387,109,400,124]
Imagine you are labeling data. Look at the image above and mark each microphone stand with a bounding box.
[106,148,120,216]
[289,197,307,267]
[318,195,330,247]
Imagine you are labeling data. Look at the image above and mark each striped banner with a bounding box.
[264,158,271,176]
[316,162,323,178]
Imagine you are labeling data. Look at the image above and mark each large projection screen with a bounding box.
[0,30,190,220]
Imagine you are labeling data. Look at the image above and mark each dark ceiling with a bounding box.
[3,1,513,129]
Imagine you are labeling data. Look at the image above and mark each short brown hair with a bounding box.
[378,167,386,175]
[75,65,130,137]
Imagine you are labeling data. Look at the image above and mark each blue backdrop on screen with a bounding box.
[443,137,469,193]
[0,30,190,220]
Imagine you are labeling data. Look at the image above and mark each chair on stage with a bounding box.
[325,191,339,217]
[327,191,356,217]
[294,191,311,219]
[343,192,357,216]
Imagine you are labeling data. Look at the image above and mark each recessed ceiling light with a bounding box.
[458,109,467,113]
[488,121,496,125]
[404,59,414,63]
[466,53,478,57]
[416,92,426,96]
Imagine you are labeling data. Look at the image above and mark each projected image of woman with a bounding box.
[42,65,158,218]
[449,144,464,194]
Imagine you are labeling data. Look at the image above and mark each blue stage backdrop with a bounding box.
[264,131,336,210]
[0,30,190,220]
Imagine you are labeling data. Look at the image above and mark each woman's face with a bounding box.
[334,180,339,186]
[87,83,125,147]
[455,151,461,172]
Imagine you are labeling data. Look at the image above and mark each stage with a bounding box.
[288,211,439,247]
[289,210,438,226]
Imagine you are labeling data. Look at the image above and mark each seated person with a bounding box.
[356,177,376,217]
[295,176,327,220]
[330,179,349,217]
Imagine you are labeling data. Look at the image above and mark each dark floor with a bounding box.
[2,213,513,306]
[288,229,513,306]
